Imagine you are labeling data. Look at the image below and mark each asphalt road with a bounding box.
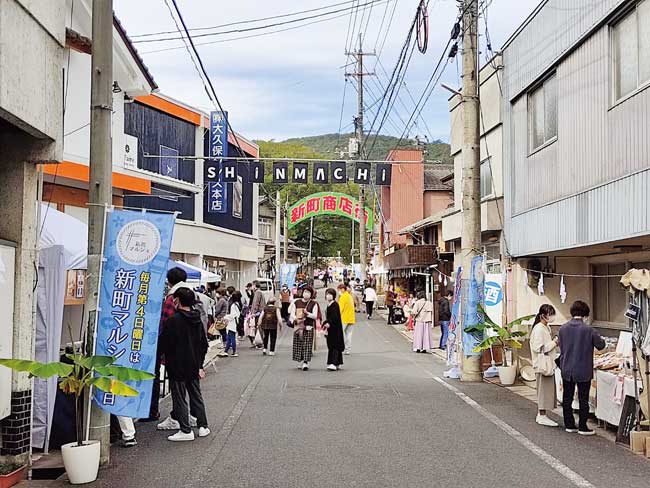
[89,311,650,488]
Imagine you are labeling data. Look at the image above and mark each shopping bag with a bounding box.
[254,329,264,347]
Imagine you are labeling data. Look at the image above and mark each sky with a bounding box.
[114,0,540,142]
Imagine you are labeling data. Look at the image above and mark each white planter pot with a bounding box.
[61,440,100,484]
[498,364,518,386]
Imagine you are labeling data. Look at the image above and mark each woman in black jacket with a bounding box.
[323,288,345,371]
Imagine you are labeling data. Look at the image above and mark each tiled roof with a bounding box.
[424,163,454,191]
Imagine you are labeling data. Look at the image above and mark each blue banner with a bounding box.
[159,145,178,179]
[462,255,485,357]
[94,209,175,418]
[446,267,462,365]
[279,263,299,290]
[207,111,228,214]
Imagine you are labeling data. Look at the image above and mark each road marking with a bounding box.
[366,322,595,488]
[206,359,271,468]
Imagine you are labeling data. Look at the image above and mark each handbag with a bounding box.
[533,346,556,376]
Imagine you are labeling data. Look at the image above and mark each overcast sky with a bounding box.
[114,0,540,142]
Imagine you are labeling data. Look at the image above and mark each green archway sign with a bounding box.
[288,192,373,231]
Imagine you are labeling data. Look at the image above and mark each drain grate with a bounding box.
[317,384,361,391]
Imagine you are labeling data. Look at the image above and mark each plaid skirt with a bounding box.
[292,328,314,363]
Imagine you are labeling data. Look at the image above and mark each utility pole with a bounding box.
[275,190,281,290]
[459,0,482,382]
[283,198,288,264]
[87,0,113,464]
[346,33,374,282]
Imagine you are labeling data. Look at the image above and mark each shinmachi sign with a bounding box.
[288,192,374,230]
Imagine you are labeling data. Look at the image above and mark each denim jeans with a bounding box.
[225,330,237,354]
[170,379,208,434]
[439,321,450,349]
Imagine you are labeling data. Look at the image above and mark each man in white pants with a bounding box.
[118,416,137,447]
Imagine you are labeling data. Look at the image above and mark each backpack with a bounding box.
[193,292,209,330]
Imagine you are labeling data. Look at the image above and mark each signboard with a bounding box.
[94,209,175,418]
[159,145,179,179]
[207,111,228,214]
[484,274,503,325]
[65,270,86,306]
[0,243,15,420]
[124,135,138,169]
[288,192,373,230]
[280,263,299,289]
[462,255,485,357]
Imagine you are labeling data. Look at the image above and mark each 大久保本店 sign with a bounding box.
[288,192,374,231]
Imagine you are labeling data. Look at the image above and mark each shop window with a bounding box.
[528,74,557,152]
[480,158,493,200]
[593,263,628,326]
[612,0,650,100]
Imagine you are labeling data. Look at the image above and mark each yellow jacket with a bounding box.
[339,291,356,324]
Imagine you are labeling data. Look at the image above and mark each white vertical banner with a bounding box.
[484,273,504,326]
[0,243,16,419]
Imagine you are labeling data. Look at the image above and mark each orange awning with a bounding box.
[42,161,151,194]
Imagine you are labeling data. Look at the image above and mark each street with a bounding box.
[88,313,650,488]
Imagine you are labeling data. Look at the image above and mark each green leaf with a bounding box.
[65,354,115,369]
[89,377,140,396]
[95,366,155,381]
[478,304,499,328]
[507,314,536,328]
[0,359,73,378]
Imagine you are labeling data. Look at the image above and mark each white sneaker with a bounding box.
[536,414,558,427]
[167,430,194,442]
[262,349,267,355]
[157,416,180,430]
[344,350,351,355]
[189,416,197,427]
[269,351,275,356]
[327,364,337,371]
[198,427,211,437]
[302,362,309,371]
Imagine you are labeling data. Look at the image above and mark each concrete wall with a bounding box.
[423,191,452,217]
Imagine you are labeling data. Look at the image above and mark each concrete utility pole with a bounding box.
[87,0,113,464]
[346,33,374,282]
[459,0,482,382]
[275,190,281,290]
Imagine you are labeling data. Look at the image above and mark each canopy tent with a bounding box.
[34,205,88,451]
[168,259,221,283]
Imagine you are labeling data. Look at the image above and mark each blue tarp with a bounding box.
[167,259,201,280]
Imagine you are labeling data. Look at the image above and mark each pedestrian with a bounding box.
[411,291,434,353]
[558,300,605,436]
[158,287,210,442]
[144,266,189,423]
[337,283,356,355]
[530,304,559,427]
[437,290,453,350]
[385,285,397,325]
[213,288,229,356]
[290,285,320,370]
[117,416,137,448]
[280,284,292,323]
[323,288,345,371]
[258,297,282,356]
[246,280,266,348]
[363,284,377,319]
[224,291,242,357]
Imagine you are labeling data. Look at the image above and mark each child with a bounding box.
[224,291,242,357]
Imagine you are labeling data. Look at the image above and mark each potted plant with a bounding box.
[0,354,153,485]
[0,464,26,488]
[465,305,534,386]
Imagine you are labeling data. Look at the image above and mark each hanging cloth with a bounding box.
[537,271,545,296]
[560,275,567,304]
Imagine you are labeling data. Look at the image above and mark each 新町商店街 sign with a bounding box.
[288,192,373,231]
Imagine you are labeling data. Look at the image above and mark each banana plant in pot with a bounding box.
[464,305,534,386]
[0,354,154,484]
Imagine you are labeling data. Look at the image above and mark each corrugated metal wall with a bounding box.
[503,0,650,255]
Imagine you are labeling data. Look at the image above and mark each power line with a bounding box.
[132,0,365,38]
[135,0,386,44]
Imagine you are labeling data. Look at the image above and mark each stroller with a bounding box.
[392,305,407,324]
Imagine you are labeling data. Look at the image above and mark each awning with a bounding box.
[168,259,221,283]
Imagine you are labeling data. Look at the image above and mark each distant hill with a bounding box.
[282,133,452,164]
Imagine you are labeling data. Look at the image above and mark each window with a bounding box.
[483,242,501,274]
[259,218,272,240]
[593,263,628,326]
[480,158,493,199]
[528,74,558,151]
[613,0,650,100]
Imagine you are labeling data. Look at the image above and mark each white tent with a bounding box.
[33,205,87,451]
[171,260,221,283]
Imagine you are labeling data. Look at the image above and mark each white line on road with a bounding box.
[366,322,596,488]
[433,377,595,488]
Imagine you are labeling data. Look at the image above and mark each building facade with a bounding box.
[502,0,650,328]
[0,0,66,462]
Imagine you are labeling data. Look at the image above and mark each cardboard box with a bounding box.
[630,431,650,454]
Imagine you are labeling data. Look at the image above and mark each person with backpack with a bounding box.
[224,291,243,357]
[158,288,210,442]
[257,297,282,356]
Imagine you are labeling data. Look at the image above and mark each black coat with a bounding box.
[159,309,208,382]
[558,318,606,382]
[324,301,345,352]
[438,297,451,321]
